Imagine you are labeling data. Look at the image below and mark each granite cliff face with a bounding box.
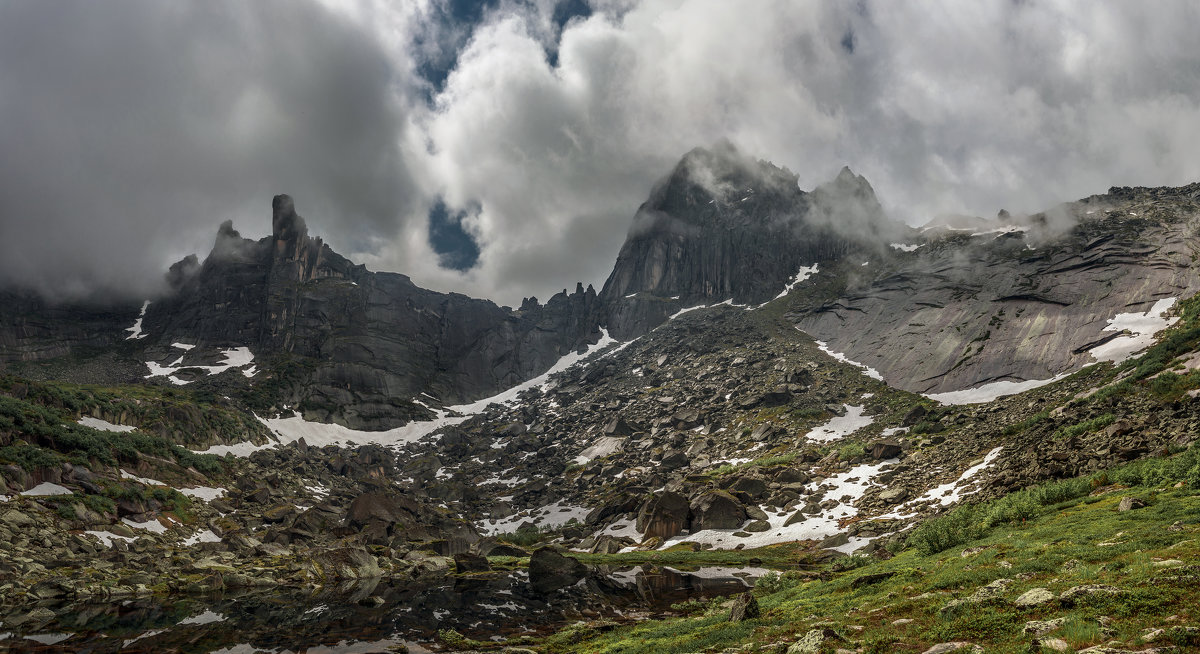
[143,195,606,427]
[789,183,1200,395]
[599,143,902,339]
[3,146,1200,428]
[0,292,140,362]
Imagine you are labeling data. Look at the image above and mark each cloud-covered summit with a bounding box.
[2,1,1199,306]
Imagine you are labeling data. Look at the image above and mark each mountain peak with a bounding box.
[271,194,307,241]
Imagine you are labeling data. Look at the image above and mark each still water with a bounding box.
[0,566,762,653]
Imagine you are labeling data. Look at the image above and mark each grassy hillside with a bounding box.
[533,447,1200,653]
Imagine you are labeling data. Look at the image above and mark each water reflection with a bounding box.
[0,566,760,652]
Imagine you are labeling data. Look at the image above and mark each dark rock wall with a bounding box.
[599,145,896,339]
[0,291,139,363]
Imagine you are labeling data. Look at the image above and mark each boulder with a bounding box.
[453,552,491,574]
[637,491,691,540]
[1117,496,1145,511]
[728,476,768,500]
[659,451,690,470]
[483,543,529,557]
[787,628,843,654]
[870,440,903,460]
[529,547,587,593]
[921,644,981,654]
[728,591,759,621]
[603,416,636,436]
[1058,584,1123,607]
[689,491,746,531]
[307,547,381,580]
[1014,587,1054,608]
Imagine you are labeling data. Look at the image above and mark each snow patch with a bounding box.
[926,373,1069,405]
[123,517,169,534]
[145,346,256,384]
[805,405,873,442]
[24,633,71,645]
[661,460,895,550]
[453,328,617,414]
[971,225,1030,237]
[573,436,624,464]
[768,264,819,303]
[120,470,164,485]
[183,529,221,545]
[86,530,137,547]
[179,486,227,501]
[477,500,589,536]
[179,610,226,626]
[669,305,706,320]
[888,447,1004,516]
[1088,298,1179,363]
[125,301,149,340]
[79,416,136,432]
[21,482,72,496]
[258,408,467,452]
[814,339,884,380]
[889,243,921,252]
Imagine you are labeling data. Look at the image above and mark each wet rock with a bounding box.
[5,607,56,628]
[529,547,587,594]
[403,550,453,578]
[307,547,381,580]
[637,491,690,540]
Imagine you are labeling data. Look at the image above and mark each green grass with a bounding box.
[0,378,228,477]
[533,446,1200,654]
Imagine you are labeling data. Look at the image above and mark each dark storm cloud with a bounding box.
[0,0,416,301]
[5,1,1200,309]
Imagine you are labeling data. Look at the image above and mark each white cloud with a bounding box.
[349,0,1200,307]
[4,1,1200,307]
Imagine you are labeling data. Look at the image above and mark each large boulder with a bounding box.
[727,476,768,500]
[870,440,903,460]
[689,491,746,531]
[453,552,491,574]
[636,491,691,540]
[306,547,381,580]
[529,547,587,594]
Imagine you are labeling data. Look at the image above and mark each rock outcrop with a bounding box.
[599,142,900,338]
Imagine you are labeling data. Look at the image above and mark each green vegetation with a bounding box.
[837,441,866,461]
[538,445,1200,654]
[0,379,227,477]
[1051,413,1115,441]
[497,524,547,548]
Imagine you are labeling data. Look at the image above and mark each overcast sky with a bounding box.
[2,1,1199,306]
